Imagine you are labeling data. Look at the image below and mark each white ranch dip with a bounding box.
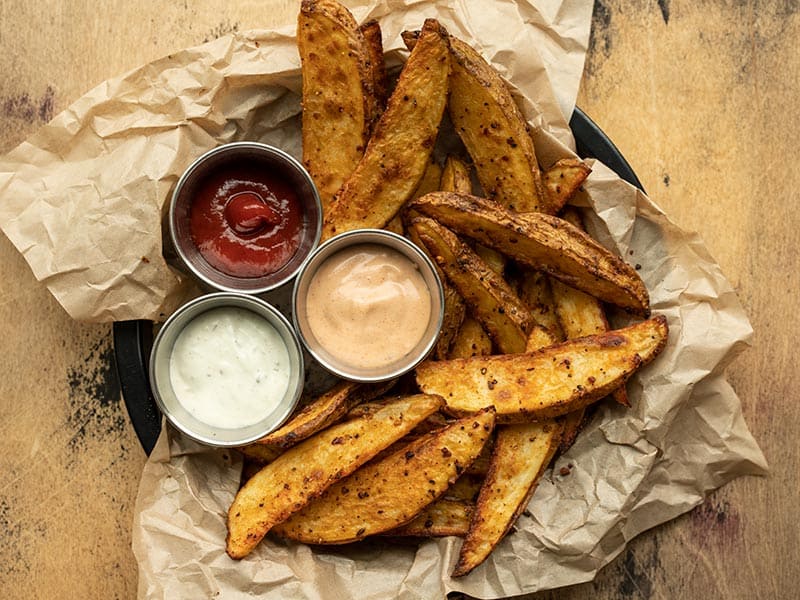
[169,306,290,429]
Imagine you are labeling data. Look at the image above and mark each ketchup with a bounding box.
[189,161,303,278]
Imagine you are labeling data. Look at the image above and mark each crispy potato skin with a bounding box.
[553,206,630,410]
[452,420,561,577]
[450,312,559,577]
[321,19,450,240]
[359,19,388,130]
[271,409,496,544]
[440,155,473,195]
[516,270,565,342]
[448,36,548,213]
[411,216,533,354]
[298,0,373,209]
[256,379,396,449]
[415,316,668,422]
[542,158,591,214]
[386,498,474,538]
[449,316,492,359]
[226,394,443,559]
[409,192,650,315]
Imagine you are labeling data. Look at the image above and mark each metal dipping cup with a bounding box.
[169,141,322,295]
[292,229,445,383]
[149,293,304,447]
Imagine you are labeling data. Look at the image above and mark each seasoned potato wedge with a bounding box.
[359,19,389,127]
[415,316,668,422]
[257,379,396,448]
[453,420,561,576]
[552,206,630,409]
[387,498,474,538]
[237,443,283,465]
[543,158,591,213]
[450,311,559,576]
[515,270,565,342]
[272,408,496,544]
[298,0,374,209]
[449,316,492,359]
[321,19,450,240]
[411,216,533,354]
[444,474,485,502]
[226,394,443,558]
[435,285,468,359]
[409,192,650,315]
[447,35,548,214]
[440,155,473,195]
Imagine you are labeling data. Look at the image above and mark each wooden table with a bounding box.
[1,1,796,598]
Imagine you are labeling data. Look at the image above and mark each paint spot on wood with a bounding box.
[587,0,613,76]
[1,86,56,124]
[690,496,740,545]
[610,535,661,599]
[203,20,240,43]
[66,336,125,455]
[0,498,30,577]
[657,0,671,25]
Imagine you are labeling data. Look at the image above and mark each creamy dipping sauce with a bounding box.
[169,306,291,429]
[305,243,432,370]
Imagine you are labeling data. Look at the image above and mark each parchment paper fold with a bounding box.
[0,1,766,598]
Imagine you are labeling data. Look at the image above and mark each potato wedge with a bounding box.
[449,316,492,359]
[450,314,560,576]
[553,206,630,409]
[256,379,396,449]
[445,474,485,502]
[387,498,474,538]
[408,192,650,315]
[272,408,495,544]
[448,35,549,213]
[440,155,473,195]
[226,393,443,558]
[359,19,389,128]
[543,158,591,213]
[321,19,450,240]
[411,216,533,354]
[415,316,668,422]
[435,285,468,359]
[298,0,374,209]
[515,269,565,342]
[237,443,283,464]
[453,420,561,576]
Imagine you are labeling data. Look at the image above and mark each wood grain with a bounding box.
[0,0,796,598]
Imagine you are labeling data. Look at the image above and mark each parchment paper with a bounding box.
[0,0,767,598]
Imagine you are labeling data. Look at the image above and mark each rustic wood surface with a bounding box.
[0,1,796,598]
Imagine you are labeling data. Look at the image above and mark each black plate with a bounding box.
[112,107,644,455]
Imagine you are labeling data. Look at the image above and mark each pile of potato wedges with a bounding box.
[227,0,669,578]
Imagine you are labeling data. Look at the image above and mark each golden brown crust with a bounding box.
[542,158,591,213]
[321,19,451,239]
[452,420,561,576]
[408,191,651,315]
[271,408,496,544]
[298,0,374,209]
[226,394,443,558]
[411,216,534,354]
[415,316,668,422]
[256,379,396,449]
[448,35,549,213]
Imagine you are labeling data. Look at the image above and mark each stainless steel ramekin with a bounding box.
[169,142,322,295]
[149,292,304,447]
[292,229,444,382]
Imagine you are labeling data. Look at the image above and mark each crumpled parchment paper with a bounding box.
[0,0,767,598]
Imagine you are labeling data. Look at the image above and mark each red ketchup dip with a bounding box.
[189,161,303,278]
